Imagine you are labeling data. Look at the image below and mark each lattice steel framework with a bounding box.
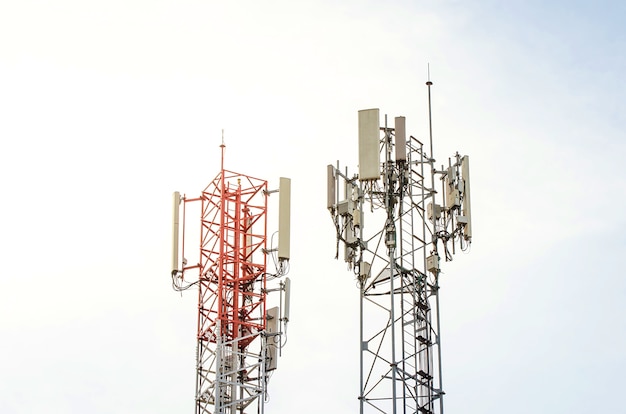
[328,95,471,414]
[355,129,443,414]
[195,166,268,414]
[178,152,270,414]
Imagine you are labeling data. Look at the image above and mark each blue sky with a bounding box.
[1,1,624,413]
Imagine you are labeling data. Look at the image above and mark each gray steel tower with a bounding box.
[327,83,472,414]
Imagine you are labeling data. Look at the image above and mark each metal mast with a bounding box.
[172,140,292,414]
[327,83,472,414]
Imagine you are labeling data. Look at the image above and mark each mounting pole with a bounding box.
[220,129,225,170]
[426,76,445,414]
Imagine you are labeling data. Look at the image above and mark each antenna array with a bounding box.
[327,85,472,414]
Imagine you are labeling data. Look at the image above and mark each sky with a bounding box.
[1,1,625,413]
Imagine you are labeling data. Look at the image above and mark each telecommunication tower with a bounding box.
[327,82,472,414]
[171,138,292,414]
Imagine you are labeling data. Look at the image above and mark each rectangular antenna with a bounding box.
[360,261,371,280]
[327,164,335,210]
[266,307,279,371]
[461,156,472,240]
[394,116,406,162]
[445,166,460,208]
[283,277,291,322]
[278,177,291,261]
[358,108,380,180]
[171,191,181,274]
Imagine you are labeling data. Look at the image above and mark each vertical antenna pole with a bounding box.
[427,65,433,156]
[426,70,438,257]
[427,74,435,214]
[221,129,225,172]
[426,70,446,414]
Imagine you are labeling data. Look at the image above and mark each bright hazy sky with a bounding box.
[1,1,625,413]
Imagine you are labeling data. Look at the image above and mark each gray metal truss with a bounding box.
[355,130,443,414]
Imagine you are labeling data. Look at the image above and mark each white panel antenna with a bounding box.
[394,116,406,162]
[171,191,181,275]
[327,164,336,210]
[266,307,279,371]
[461,156,472,241]
[445,167,460,208]
[278,177,291,261]
[358,109,381,180]
[283,277,291,323]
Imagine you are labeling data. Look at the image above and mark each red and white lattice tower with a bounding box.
[172,143,290,414]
